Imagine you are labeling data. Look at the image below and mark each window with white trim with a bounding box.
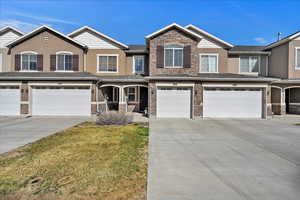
[133,55,144,73]
[56,53,73,71]
[296,48,300,69]
[126,87,136,102]
[240,56,259,73]
[98,55,118,72]
[200,54,218,72]
[21,53,37,71]
[164,45,183,67]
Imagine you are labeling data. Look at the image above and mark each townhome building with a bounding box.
[0,23,299,118]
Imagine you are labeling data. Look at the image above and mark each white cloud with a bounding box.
[253,37,268,44]
[5,11,78,25]
[0,19,40,32]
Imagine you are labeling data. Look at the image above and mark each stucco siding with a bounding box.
[228,55,268,76]
[9,30,84,72]
[86,49,126,75]
[268,43,289,78]
[288,40,300,79]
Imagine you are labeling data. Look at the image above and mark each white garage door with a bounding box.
[203,88,262,118]
[157,87,191,118]
[32,86,91,116]
[0,87,20,115]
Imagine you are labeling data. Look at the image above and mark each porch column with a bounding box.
[281,89,286,115]
[119,86,126,113]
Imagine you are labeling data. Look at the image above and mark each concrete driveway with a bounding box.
[0,116,88,154]
[147,117,300,200]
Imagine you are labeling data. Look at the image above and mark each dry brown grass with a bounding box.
[0,123,148,200]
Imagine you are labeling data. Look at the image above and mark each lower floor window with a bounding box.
[126,87,136,102]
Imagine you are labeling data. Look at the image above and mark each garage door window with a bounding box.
[200,54,218,73]
[21,53,37,71]
[240,56,259,73]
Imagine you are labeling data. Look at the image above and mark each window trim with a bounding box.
[199,53,219,73]
[20,51,38,72]
[132,55,145,73]
[164,46,183,68]
[55,51,74,72]
[295,47,300,70]
[97,54,119,73]
[239,56,260,74]
[127,86,137,103]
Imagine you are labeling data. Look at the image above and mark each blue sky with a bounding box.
[0,0,299,45]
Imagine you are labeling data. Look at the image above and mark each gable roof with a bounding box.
[68,26,128,49]
[6,25,86,49]
[264,31,300,50]
[0,26,24,36]
[185,24,233,48]
[145,23,202,40]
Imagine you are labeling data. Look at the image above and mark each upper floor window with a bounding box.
[200,54,218,73]
[56,52,73,71]
[164,45,183,67]
[133,55,145,73]
[21,52,37,71]
[296,48,300,69]
[240,56,259,73]
[97,54,118,73]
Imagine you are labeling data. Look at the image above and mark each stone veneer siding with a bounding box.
[149,29,199,76]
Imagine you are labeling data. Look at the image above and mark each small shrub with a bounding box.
[96,111,133,126]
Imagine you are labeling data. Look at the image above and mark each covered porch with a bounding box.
[271,85,300,115]
[97,84,148,114]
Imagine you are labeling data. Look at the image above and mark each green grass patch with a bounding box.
[0,123,148,200]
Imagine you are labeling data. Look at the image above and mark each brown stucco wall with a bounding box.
[197,48,228,73]
[268,43,289,78]
[149,29,199,76]
[288,40,300,79]
[86,49,127,75]
[10,30,84,72]
[228,55,269,76]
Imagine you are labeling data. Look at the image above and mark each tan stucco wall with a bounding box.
[288,40,300,79]
[0,48,11,72]
[86,49,127,75]
[10,30,84,72]
[268,43,289,78]
[196,48,228,73]
[228,55,268,76]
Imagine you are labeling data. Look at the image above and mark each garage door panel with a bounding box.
[203,89,262,118]
[157,88,191,118]
[0,88,20,115]
[32,88,91,116]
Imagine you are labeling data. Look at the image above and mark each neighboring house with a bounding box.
[265,31,300,115]
[0,23,299,118]
[0,26,23,72]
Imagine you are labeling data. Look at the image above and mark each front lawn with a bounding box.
[0,123,148,200]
